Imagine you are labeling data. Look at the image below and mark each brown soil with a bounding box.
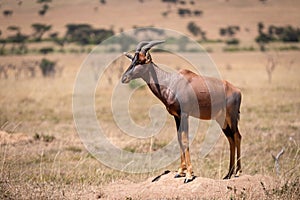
[101,171,277,199]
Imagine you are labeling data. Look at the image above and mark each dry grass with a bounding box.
[0,51,299,199]
[0,0,299,199]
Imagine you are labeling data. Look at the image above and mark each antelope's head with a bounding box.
[121,40,164,83]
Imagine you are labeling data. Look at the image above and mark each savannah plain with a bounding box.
[0,0,299,199]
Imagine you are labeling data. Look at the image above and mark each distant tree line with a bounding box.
[161,0,194,5]
[0,23,114,55]
[64,24,114,45]
[256,22,300,43]
[160,0,202,18]
[177,8,202,17]
[161,0,177,3]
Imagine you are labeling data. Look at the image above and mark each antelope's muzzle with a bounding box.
[121,74,130,84]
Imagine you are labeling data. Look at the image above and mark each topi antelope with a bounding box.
[121,41,242,183]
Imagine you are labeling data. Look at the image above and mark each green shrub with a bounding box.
[39,58,56,77]
[277,45,300,51]
[226,38,240,45]
[39,47,54,54]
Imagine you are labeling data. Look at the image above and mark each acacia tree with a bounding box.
[7,26,28,54]
[219,25,240,45]
[49,32,65,50]
[187,22,206,41]
[3,10,13,17]
[31,23,52,41]
[37,0,51,16]
[255,22,272,51]
[38,4,49,16]
[0,30,6,55]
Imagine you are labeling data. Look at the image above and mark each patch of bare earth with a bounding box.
[102,172,276,199]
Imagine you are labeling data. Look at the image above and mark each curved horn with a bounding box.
[123,52,133,60]
[135,41,150,53]
[141,40,165,54]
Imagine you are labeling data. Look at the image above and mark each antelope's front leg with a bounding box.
[174,114,194,183]
[182,131,193,183]
[174,116,186,178]
[175,151,186,178]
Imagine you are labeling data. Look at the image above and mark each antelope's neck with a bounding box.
[141,63,178,106]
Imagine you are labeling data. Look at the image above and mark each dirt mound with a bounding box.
[0,131,31,145]
[102,171,277,199]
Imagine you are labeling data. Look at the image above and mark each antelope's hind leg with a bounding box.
[222,125,235,179]
[234,127,242,177]
[221,123,242,179]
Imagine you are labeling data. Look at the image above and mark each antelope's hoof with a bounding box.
[223,174,232,180]
[234,170,242,178]
[184,176,195,184]
[174,173,185,178]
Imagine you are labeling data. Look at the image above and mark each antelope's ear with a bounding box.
[123,52,133,60]
[145,52,152,63]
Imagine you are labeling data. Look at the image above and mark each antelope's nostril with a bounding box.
[121,75,129,83]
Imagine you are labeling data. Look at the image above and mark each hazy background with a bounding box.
[0,0,299,199]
